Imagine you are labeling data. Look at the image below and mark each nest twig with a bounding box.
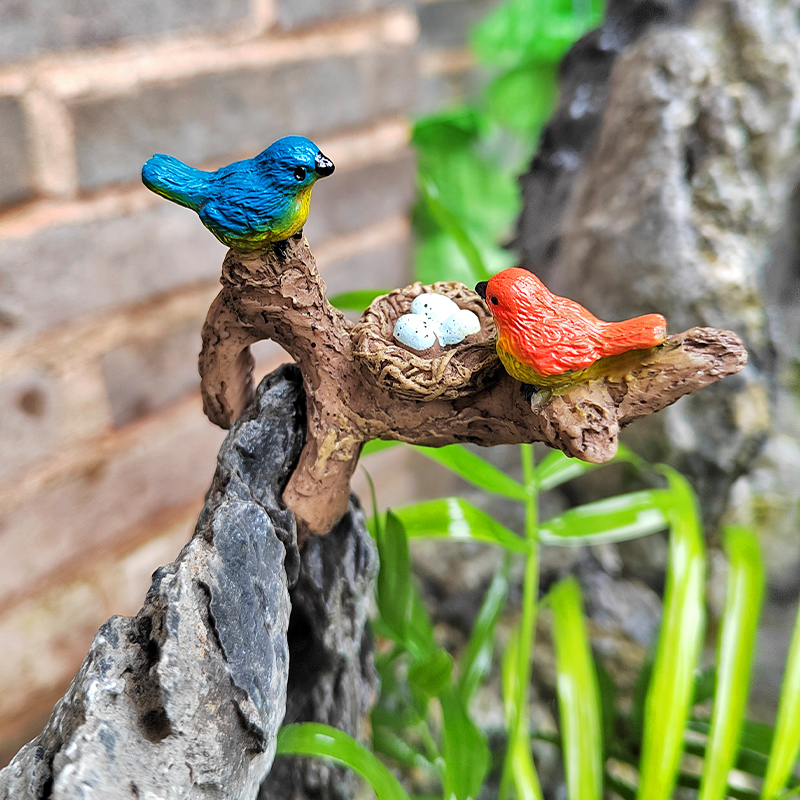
[199,236,747,542]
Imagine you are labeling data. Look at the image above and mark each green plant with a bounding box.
[328,0,605,316]
[275,443,800,800]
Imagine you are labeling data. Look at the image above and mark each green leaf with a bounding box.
[407,591,438,659]
[693,667,717,706]
[440,685,491,800]
[362,439,401,457]
[418,149,521,241]
[329,289,389,311]
[412,107,484,152]
[688,719,772,780]
[408,649,454,700]
[470,0,603,69]
[414,230,515,286]
[762,594,800,798]
[420,177,491,282]
[500,628,544,800]
[486,62,558,133]
[372,726,437,774]
[376,511,413,641]
[459,556,511,705]
[394,497,529,553]
[698,525,764,800]
[636,468,706,800]
[413,444,528,500]
[276,723,411,800]
[536,444,642,492]
[539,489,670,546]
[535,449,603,491]
[549,577,603,800]
[594,657,618,752]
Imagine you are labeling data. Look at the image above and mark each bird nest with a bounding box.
[351,281,500,401]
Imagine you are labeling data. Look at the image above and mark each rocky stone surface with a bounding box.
[0,365,376,800]
[259,499,378,800]
[519,0,800,526]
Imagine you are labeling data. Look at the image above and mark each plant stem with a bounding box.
[499,444,543,800]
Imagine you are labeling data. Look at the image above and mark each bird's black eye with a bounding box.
[294,166,306,181]
[490,295,499,305]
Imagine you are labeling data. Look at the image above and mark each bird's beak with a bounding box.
[315,152,335,177]
[475,281,488,300]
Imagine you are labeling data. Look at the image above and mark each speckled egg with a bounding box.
[409,292,460,322]
[393,314,437,351]
[437,308,482,346]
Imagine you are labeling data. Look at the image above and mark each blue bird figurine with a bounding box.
[141,135,335,252]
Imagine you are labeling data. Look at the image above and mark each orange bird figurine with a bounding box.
[476,268,667,388]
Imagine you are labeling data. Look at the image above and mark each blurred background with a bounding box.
[2,0,800,781]
[0,0,496,762]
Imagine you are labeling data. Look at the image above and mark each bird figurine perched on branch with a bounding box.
[142,135,335,251]
[476,267,667,389]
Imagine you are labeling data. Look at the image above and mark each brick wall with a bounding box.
[0,0,499,763]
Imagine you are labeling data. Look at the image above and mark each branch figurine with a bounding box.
[139,142,746,540]
[142,135,335,250]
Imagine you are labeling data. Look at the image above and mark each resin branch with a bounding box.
[200,237,747,541]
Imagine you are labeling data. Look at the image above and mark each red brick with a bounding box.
[416,0,503,51]
[102,317,204,426]
[274,0,399,30]
[71,51,416,190]
[0,368,61,480]
[320,236,411,298]
[305,151,417,243]
[0,504,197,751]
[0,200,226,337]
[0,96,33,209]
[0,398,225,607]
[0,0,249,65]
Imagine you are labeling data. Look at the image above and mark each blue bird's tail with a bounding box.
[141,154,210,211]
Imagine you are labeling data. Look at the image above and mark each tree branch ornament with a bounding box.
[142,140,747,542]
[198,238,746,541]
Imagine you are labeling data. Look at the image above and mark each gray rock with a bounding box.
[259,499,378,800]
[0,365,376,800]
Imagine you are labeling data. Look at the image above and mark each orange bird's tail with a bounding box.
[597,314,667,358]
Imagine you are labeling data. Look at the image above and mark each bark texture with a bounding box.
[199,236,747,541]
[0,366,376,800]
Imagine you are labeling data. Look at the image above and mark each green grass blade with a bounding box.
[440,685,491,799]
[539,490,670,546]
[276,723,411,800]
[500,628,544,800]
[394,497,529,553]
[376,511,413,641]
[762,596,800,798]
[459,555,511,705]
[636,468,706,800]
[698,525,764,800]
[412,444,528,500]
[329,289,389,311]
[549,577,603,800]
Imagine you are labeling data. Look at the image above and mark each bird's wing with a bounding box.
[514,297,600,373]
[199,200,254,240]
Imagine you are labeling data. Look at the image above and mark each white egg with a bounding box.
[437,309,482,346]
[410,292,460,322]
[393,314,437,351]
